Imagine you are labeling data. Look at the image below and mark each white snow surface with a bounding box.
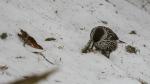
[0,0,150,84]
[125,0,150,13]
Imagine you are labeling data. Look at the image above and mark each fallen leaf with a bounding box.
[18,29,43,50]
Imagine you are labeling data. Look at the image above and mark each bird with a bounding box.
[90,26,119,41]
[94,39,117,58]
[82,26,120,58]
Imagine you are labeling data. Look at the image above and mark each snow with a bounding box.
[0,0,150,84]
[125,0,150,14]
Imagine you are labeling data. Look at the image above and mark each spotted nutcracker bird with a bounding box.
[82,26,123,58]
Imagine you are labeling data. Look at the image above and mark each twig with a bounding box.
[33,52,54,65]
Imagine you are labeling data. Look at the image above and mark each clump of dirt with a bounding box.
[129,30,137,34]
[45,37,56,41]
[125,45,137,54]
[101,20,108,24]
[0,33,8,39]
[0,65,8,71]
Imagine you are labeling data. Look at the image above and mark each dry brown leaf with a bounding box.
[18,29,43,50]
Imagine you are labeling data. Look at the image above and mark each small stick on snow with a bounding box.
[33,52,54,65]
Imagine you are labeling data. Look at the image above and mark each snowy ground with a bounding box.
[125,0,150,14]
[0,0,150,84]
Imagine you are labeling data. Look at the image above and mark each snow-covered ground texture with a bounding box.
[125,0,150,14]
[0,0,150,84]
